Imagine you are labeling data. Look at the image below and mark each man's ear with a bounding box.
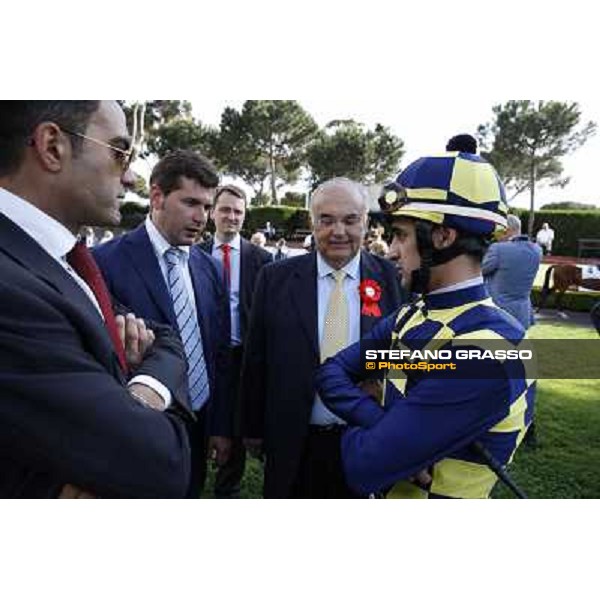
[30,122,69,173]
[431,226,457,250]
[149,184,164,212]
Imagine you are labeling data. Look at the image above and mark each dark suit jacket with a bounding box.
[0,214,191,498]
[93,223,232,436]
[200,237,273,342]
[240,250,406,498]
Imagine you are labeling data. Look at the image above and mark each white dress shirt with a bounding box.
[310,251,362,426]
[211,232,241,346]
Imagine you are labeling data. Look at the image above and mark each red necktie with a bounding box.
[66,240,128,374]
[221,243,232,289]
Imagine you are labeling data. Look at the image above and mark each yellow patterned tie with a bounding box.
[320,270,349,362]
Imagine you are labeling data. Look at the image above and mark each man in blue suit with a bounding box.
[482,214,542,330]
[0,101,191,498]
[241,178,405,498]
[94,150,232,497]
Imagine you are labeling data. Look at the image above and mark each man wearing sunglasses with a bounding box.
[0,101,192,498]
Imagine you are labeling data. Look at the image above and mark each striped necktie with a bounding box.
[164,247,209,411]
[320,270,349,362]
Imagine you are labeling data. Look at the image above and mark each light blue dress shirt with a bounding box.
[211,233,241,346]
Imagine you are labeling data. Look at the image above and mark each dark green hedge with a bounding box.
[513,209,600,257]
[119,201,148,230]
[245,206,310,237]
[531,287,599,312]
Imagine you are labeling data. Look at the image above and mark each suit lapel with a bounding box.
[359,250,386,336]
[239,238,254,313]
[290,253,319,359]
[123,226,176,326]
[0,214,121,373]
[188,247,211,350]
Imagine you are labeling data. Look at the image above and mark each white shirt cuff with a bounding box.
[128,375,172,409]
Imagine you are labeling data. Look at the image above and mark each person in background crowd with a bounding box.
[83,226,96,247]
[536,222,555,255]
[0,100,191,498]
[483,214,541,330]
[303,232,315,252]
[241,177,404,498]
[200,184,272,498]
[250,231,267,248]
[263,221,275,240]
[93,149,233,497]
[365,222,386,248]
[274,237,289,261]
[99,230,114,244]
[369,238,389,257]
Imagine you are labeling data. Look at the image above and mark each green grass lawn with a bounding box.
[205,320,599,499]
[493,320,600,498]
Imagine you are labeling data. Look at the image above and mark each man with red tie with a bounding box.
[200,184,272,498]
[0,101,192,498]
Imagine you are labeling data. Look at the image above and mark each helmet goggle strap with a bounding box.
[410,223,488,295]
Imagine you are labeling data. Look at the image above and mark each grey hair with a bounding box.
[506,214,521,234]
[310,177,369,216]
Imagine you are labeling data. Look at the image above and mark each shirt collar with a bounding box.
[424,280,488,310]
[0,186,77,260]
[429,275,484,296]
[145,215,191,259]
[214,232,241,251]
[317,250,361,281]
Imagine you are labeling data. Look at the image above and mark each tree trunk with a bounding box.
[269,145,277,206]
[528,158,536,238]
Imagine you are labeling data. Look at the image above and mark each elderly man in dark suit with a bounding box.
[241,177,405,498]
[0,101,191,498]
[482,214,542,330]
[94,150,232,497]
[199,184,272,498]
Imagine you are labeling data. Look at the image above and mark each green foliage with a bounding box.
[132,173,149,199]
[478,101,596,235]
[121,101,196,158]
[241,204,310,236]
[280,191,307,208]
[146,117,217,160]
[119,200,148,229]
[493,322,600,499]
[531,288,599,312]
[540,201,598,210]
[513,208,600,255]
[307,120,404,188]
[214,101,318,205]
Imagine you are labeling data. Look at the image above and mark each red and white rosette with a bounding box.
[359,279,382,317]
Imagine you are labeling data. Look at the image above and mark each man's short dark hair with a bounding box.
[0,101,100,177]
[150,150,219,195]
[214,184,247,206]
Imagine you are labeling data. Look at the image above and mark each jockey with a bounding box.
[316,150,536,498]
